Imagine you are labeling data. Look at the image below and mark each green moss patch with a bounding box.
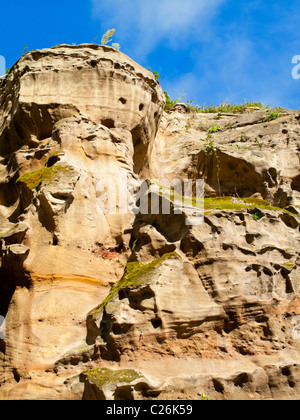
[204,197,294,215]
[90,252,179,316]
[81,367,142,388]
[16,163,74,190]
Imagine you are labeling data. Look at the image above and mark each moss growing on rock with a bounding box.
[16,163,75,190]
[81,367,142,388]
[204,196,294,215]
[89,252,179,317]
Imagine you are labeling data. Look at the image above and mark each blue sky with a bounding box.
[1,0,300,109]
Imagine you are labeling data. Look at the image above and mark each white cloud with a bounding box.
[91,0,225,56]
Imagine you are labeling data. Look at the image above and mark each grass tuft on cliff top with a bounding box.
[164,94,271,113]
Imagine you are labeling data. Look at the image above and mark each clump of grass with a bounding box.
[208,124,220,134]
[163,95,270,114]
[162,89,272,114]
[188,100,269,114]
[262,111,282,122]
[164,91,177,110]
[202,135,220,156]
[252,211,263,221]
[148,68,161,80]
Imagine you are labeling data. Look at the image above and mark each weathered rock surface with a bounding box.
[151,109,300,208]
[0,45,300,400]
[0,44,165,399]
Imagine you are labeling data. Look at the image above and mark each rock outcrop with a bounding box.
[0,44,299,400]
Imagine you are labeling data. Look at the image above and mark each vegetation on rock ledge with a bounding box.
[81,367,142,388]
[90,252,180,316]
[16,162,74,190]
[204,197,294,215]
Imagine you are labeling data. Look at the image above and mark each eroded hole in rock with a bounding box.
[131,125,148,174]
[37,194,56,233]
[0,180,19,207]
[118,289,127,301]
[282,367,291,377]
[223,243,234,251]
[101,119,115,129]
[151,317,162,329]
[198,152,265,197]
[245,234,255,244]
[180,235,204,258]
[234,372,249,387]
[279,213,298,229]
[139,103,145,111]
[114,386,134,401]
[288,379,296,388]
[158,244,176,257]
[52,234,59,246]
[89,59,98,68]
[13,368,21,383]
[263,267,273,276]
[291,175,300,192]
[112,323,132,335]
[0,278,16,319]
[281,269,294,293]
[212,378,225,394]
[46,155,61,167]
[151,91,159,104]
[30,104,55,141]
[119,97,127,105]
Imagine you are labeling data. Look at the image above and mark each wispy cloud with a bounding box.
[91,0,225,57]
[90,0,300,109]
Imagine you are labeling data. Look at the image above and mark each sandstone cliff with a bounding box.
[0,45,299,400]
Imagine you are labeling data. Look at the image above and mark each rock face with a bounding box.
[0,45,300,400]
[0,44,165,399]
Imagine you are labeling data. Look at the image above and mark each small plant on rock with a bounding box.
[202,135,219,156]
[208,124,220,134]
[201,135,221,196]
[252,211,263,221]
[147,68,161,80]
[263,111,282,122]
[100,29,121,50]
[164,91,177,110]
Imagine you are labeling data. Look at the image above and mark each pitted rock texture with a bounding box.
[150,109,300,208]
[0,44,165,398]
[0,45,300,400]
